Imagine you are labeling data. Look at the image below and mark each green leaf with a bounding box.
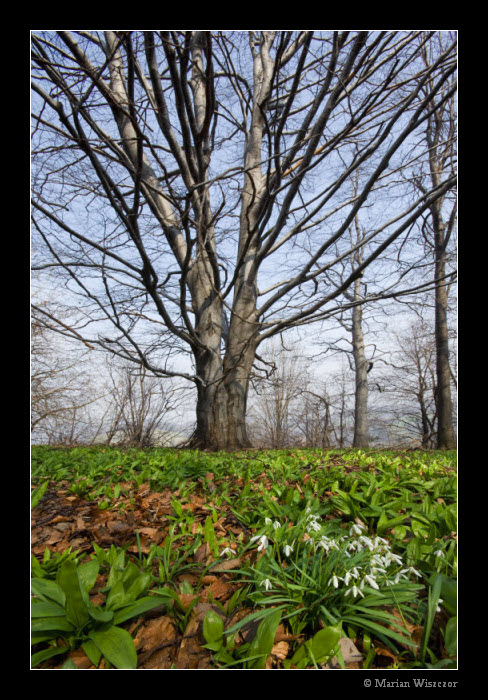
[86,601,114,624]
[82,639,102,667]
[311,625,342,662]
[56,561,90,630]
[172,499,183,517]
[340,615,417,649]
[31,578,66,607]
[78,559,99,594]
[428,573,457,616]
[60,658,79,669]
[31,480,49,508]
[203,609,224,644]
[31,601,66,618]
[112,596,166,625]
[125,573,151,601]
[444,616,457,657]
[247,608,282,669]
[31,645,68,667]
[105,580,129,611]
[31,616,75,634]
[88,626,137,669]
[291,625,342,668]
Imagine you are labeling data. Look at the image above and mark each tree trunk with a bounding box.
[352,278,369,448]
[435,248,456,449]
[191,344,257,451]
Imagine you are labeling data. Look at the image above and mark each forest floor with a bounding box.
[31,446,457,669]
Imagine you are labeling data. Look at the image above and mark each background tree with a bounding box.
[413,32,457,449]
[102,362,179,447]
[371,316,456,447]
[31,30,457,449]
[31,314,103,445]
[247,341,306,448]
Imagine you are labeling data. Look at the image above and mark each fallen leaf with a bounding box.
[210,557,241,572]
[194,541,211,564]
[136,615,177,653]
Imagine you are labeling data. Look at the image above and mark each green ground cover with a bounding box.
[31,446,457,670]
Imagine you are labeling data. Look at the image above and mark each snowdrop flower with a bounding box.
[436,598,443,613]
[350,567,361,579]
[371,554,386,567]
[393,571,409,584]
[434,549,445,559]
[265,517,272,525]
[343,571,353,585]
[283,544,294,557]
[358,535,374,549]
[344,585,364,599]
[398,566,422,579]
[251,534,269,551]
[220,547,236,557]
[260,578,272,591]
[307,520,322,533]
[273,520,281,530]
[385,552,403,566]
[363,574,380,590]
[350,523,365,536]
[328,574,340,589]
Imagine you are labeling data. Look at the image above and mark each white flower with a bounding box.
[363,574,379,590]
[220,547,236,558]
[400,566,422,578]
[358,536,374,551]
[350,523,365,536]
[328,574,340,588]
[273,520,281,530]
[251,534,269,552]
[434,549,445,559]
[344,585,364,599]
[283,544,294,557]
[260,578,272,591]
[393,572,409,584]
[385,552,403,566]
[436,598,443,613]
[307,520,322,533]
[265,517,272,525]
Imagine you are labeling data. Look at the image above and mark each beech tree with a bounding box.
[414,33,457,449]
[31,30,457,449]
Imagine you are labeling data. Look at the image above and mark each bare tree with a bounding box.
[31,31,457,449]
[103,362,177,447]
[372,318,456,448]
[412,32,457,449]
[294,382,333,448]
[247,341,306,447]
[31,316,103,444]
